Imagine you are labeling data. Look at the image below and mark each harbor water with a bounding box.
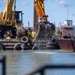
[0,50,75,75]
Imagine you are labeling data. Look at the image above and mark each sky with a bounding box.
[0,0,75,27]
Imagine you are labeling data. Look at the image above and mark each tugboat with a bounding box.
[52,20,75,52]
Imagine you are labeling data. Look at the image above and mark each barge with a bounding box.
[0,37,35,50]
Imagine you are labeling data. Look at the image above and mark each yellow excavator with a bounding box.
[0,0,27,39]
[34,0,55,41]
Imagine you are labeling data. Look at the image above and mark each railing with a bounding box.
[25,64,75,75]
[0,56,6,75]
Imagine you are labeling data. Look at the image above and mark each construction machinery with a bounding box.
[0,0,34,50]
[0,0,24,39]
[34,0,55,41]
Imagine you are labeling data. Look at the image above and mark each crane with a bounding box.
[34,0,55,41]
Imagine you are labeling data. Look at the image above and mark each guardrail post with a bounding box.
[2,56,6,75]
[40,70,44,75]
[0,56,6,75]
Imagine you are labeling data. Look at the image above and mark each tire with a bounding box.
[21,36,28,43]
[14,43,22,50]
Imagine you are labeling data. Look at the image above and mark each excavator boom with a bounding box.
[34,0,45,18]
[3,0,14,19]
[0,0,16,26]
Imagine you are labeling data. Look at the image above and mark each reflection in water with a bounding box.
[0,50,75,75]
[32,53,50,67]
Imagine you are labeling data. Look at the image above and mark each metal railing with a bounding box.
[25,64,75,75]
[0,56,6,75]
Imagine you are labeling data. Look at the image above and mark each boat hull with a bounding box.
[54,38,75,52]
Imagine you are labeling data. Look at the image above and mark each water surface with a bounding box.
[0,50,75,75]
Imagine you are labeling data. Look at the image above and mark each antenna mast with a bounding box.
[67,7,69,20]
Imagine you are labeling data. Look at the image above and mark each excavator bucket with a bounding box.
[35,21,55,41]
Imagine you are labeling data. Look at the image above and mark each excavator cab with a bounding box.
[15,11,23,25]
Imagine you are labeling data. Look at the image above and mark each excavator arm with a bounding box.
[34,0,45,18]
[34,0,55,41]
[34,0,48,22]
